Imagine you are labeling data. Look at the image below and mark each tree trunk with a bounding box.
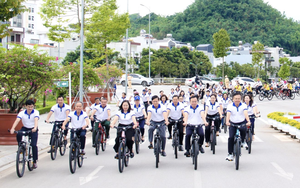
[43,92,46,107]
[222,57,225,82]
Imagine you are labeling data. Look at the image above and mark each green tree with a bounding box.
[278,57,292,80]
[0,45,58,113]
[0,0,26,38]
[213,28,231,82]
[251,41,265,78]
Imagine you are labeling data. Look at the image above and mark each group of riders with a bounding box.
[9,76,299,170]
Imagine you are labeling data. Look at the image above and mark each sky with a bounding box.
[116,0,300,21]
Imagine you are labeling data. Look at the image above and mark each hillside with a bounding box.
[129,0,300,56]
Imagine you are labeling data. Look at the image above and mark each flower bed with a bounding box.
[267,112,300,138]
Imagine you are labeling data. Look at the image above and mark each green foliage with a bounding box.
[36,106,52,115]
[278,57,292,80]
[0,45,58,113]
[213,29,231,58]
[0,0,26,38]
[95,64,122,87]
[214,62,256,79]
[129,0,300,56]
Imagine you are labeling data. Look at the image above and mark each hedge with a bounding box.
[36,106,52,115]
[267,112,300,130]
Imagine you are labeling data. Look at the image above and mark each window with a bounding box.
[31,24,34,29]
[32,16,34,21]
[28,24,31,28]
[0,38,2,43]
[28,7,31,12]
[28,15,31,20]
[32,8,34,13]
[17,22,22,27]
[30,39,39,44]
[11,36,15,42]
[146,40,148,44]
[17,14,22,19]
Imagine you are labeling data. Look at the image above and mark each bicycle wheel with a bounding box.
[59,133,66,156]
[118,143,125,173]
[101,131,106,152]
[124,146,129,167]
[155,138,160,168]
[193,140,199,170]
[267,93,273,101]
[281,93,287,100]
[16,146,26,178]
[27,146,33,171]
[235,141,240,170]
[77,148,83,168]
[95,132,100,155]
[252,90,257,97]
[247,131,252,154]
[212,130,216,154]
[290,92,295,100]
[173,132,178,159]
[224,116,227,134]
[275,91,280,99]
[258,93,264,101]
[135,130,140,154]
[50,135,58,160]
[69,143,76,174]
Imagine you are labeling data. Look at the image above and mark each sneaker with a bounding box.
[199,146,205,154]
[161,151,167,157]
[241,142,246,148]
[148,144,153,149]
[114,154,119,159]
[33,163,38,169]
[142,136,145,142]
[130,152,134,158]
[92,144,96,148]
[184,151,190,157]
[179,145,184,151]
[205,142,210,147]
[168,135,172,140]
[216,131,220,136]
[226,154,234,161]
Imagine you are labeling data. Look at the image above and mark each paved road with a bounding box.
[1,85,300,188]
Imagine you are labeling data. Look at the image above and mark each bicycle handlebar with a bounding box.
[8,129,32,135]
[230,123,246,128]
[114,126,133,131]
[169,118,183,124]
[206,115,220,121]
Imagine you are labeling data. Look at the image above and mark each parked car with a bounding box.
[185,76,219,87]
[231,77,256,87]
[119,74,154,87]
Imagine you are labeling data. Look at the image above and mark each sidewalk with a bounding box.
[0,102,119,171]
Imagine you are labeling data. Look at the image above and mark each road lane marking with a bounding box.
[79,166,104,185]
[271,162,293,181]
[273,135,293,142]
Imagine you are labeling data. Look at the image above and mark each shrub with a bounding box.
[36,106,52,115]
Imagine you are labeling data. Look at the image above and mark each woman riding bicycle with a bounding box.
[111,100,138,159]
[221,92,231,129]
[243,95,259,141]
[204,94,223,147]
[133,96,147,142]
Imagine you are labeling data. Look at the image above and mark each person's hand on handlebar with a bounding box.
[90,116,94,121]
[46,120,50,123]
[146,120,150,126]
[10,128,15,135]
[183,121,187,126]
[204,121,209,126]
[246,121,251,126]
[226,121,230,126]
[133,123,138,129]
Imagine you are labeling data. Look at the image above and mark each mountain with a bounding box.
[128,0,300,56]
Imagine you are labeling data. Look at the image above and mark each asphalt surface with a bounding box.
[1,85,300,188]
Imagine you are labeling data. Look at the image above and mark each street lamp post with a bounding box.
[141,4,151,78]
[124,0,129,94]
[79,0,84,101]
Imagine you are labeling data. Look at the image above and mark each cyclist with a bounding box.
[246,83,253,95]
[141,89,149,112]
[204,94,223,147]
[90,97,111,146]
[202,90,211,110]
[169,88,176,103]
[217,90,223,103]
[183,96,207,157]
[10,100,39,169]
[62,101,89,155]
[234,81,242,93]
[225,93,251,161]
[148,89,153,105]
[243,94,259,141]
[287,82,293,97]
[46,96,71,152]
[133,96,147,142]
[86,97,101,132]
[146,95,169,157]
[220,92,231,129]
[160,94,169,108]
[166,95,185,148]
[256,79,263,93]
[263,82,270,96]
[111,100,138,159]
[179,95,187,108]
[117,92,127,107]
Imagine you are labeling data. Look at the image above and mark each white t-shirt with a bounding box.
[206,101,220,115]
[204,95,210,103]
[141,93,149,102]
[147,104,167,122]
[169,92,176,99]
[227,102,247,123]
[17,109,40,129]
[68,110,88,129]
[160,100,169,109]
[167,102,184,120]
[245,102,257,115]
[116,111,135,125]
[119,96,127,106]
[221,98,231,109]
[133,103,145,118]
[148,93,153,101]
[94,105,111,121]
[90,103,100,111]
[50,103,71,121]
[216,95,223,103]
[184,105,204,125]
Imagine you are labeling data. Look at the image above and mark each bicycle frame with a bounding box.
[19,132,32,163]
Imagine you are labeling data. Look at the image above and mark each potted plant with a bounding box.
[288,120,298,136]
[0,45,57,144]
[296,123,300,139]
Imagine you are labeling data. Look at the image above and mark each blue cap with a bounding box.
[142,89,146,92]
[134,96,140,101]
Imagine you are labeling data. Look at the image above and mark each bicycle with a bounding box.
[258,90,273,101]
[135,116,144,154]
[114,126,132,173]
[206,115,220,155]
[222,109,228,134]
[8,129,34,178]
[94,118,107,155]
[169,118,183,159]
[152,122,165,168]
[281,89,295,100]
[68,128,85,174]
[230,122,246,170]
[188,124,203,170]
[46,121,66,160]
[246,114,260,154]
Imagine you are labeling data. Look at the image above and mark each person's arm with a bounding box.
[201,110,208,126]
[163,111,169,125]
[166,109,171,117]
[253,106,259,117]
[66,110,70,117]
[226,112,231,126]
[46,111,54,123]
[204,106,208,117]
[183,112,188,126]
[32,117,38,132]
[10,118,21,134]
[217,106,223,119]
[82,117,89,130]
[107,109,111,121]
[62,117,71,130]
[142,109,147,118]
[132,116,138,128]
[243,110,251,125]
[110,116,119,128]
[90,109,97,121]
[146,112,152,125]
